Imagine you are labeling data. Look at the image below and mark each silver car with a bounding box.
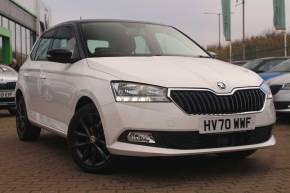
[0,65,18,115]
[260,59,290,113]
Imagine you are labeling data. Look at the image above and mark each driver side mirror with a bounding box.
[47,49,73,63]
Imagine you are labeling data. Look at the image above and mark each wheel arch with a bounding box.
[16,89,23,100]
[75,96,96,112]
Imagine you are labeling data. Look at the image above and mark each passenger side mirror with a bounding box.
[47,49,73,63]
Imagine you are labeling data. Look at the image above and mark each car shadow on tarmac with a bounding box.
[35,132,273,178]
[0,110,13,119]
[1,109,280,177]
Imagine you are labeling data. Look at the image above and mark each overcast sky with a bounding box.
[43,0,290,48]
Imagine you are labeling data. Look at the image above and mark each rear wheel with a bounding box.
[68,104,112,173]
[16,95,41,141]
[217,150,257,160]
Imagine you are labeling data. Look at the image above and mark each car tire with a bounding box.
[8,108,17,116]
[16,95,41,141]
[68,104,113,173]
[217,150,257,160]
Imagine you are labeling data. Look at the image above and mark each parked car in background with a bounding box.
[260,59,290,81]
[232,60,248,66]
[267,74,290,114]
[16,20,276,173]
[260,59,290,113]
[243,57,290,73]
[0,65,18,115]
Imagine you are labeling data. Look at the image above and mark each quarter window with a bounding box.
[35,38,53,60]
[34,30,55,61]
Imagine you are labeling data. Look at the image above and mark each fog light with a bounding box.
[127,132,156,144]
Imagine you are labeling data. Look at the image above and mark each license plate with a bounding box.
[0,91,15,98]
[200,115,256,134]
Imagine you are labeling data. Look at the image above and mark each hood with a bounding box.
[87,56,263,93]
[0,65,18,82]
[265,72,290,85]
[259,72,285,81]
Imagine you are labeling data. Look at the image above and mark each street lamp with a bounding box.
[204,12,222,48]
[236,0,246,61]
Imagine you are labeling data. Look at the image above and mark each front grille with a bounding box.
[119,126,272,150]
[270,85,283,95]
[274,102,290,110]
[0,82,16,90]
[170,89,265,115]
[0,98,15,103]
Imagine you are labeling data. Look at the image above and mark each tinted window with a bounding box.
[87,40,109,53]
[81,22,209,58]
[269,60,290,72]
[51,26,79,58]
[256,59,287,72]
[34,30,55,61]
[243,59,263,70]
[134,36,150,54]
[156,33,193,56]
[30,39,41,60]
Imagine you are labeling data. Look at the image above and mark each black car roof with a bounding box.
[50,19,170,29]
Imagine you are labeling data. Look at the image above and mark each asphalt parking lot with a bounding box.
[0,110,290,193]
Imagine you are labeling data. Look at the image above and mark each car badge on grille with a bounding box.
[217,82,226,90]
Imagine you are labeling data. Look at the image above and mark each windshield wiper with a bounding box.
[194,55,212,58]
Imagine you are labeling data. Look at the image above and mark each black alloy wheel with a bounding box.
[68,104,112,173]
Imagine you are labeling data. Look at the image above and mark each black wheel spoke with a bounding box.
[74,131,89,138]
[94,144,109,161]
[74,142,89,148]
[90,146,98,164]
[79,117,91,136]
[82,146,91,161]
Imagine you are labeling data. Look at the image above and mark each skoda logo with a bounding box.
[217,82,226,90]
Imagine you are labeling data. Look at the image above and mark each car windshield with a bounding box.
[256,59,287,72]
[81,22,210,58]
[269,59,290,72]
[243,59,263,70]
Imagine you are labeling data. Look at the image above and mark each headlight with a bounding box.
[111,81,170,102]
[260,82,273,99]
[282,83,290,90]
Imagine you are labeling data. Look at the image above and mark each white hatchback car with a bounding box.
[16,20,276,173]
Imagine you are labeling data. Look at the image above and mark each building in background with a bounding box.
[0,0,51,65]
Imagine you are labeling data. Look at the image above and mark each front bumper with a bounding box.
[100,99,276,157]
[0,98,16,109]
[109,135,275,157]
[273,90,290,113]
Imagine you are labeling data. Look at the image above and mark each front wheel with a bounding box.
[67,104,112,173]
[217,150,257,160]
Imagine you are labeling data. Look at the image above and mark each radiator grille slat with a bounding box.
[0,82,16,90]
[170,89,265,115]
